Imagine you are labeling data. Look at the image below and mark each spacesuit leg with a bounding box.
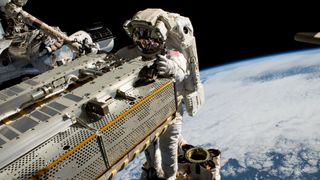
[159,114,182,180]
[141,139,164,180]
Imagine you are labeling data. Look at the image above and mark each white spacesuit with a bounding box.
[0,0,107,86]
[116,9,204,179]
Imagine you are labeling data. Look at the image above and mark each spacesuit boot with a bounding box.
[140,164,166,180]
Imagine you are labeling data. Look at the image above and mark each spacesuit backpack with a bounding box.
[165,12,204,116]
[123,9,205,116]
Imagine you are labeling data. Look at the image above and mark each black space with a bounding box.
[23,0,320,70]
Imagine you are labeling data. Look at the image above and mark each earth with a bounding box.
[115,48,320,179]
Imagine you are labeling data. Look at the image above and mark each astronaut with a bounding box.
[0,0,104,86]
[116,9,204,179]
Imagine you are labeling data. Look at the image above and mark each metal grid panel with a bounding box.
[73,156,106,179]
[92,113,117,130]
[0,138,56,178]
[53,127,75,144]
[44,137,103,179]
[0,149,46,179]
[104,82,176,166]
[60,129,92,149]
[0,127,92,179]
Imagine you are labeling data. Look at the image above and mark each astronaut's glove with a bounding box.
[157,55,175,76]
[156,54,186,83]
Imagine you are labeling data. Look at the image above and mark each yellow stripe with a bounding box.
[124,159,129,167]
[18,109,28,116]
[32,80,173,177]
[119,158,129,171]
[132,150,141,160]
[112,169,117,175]
[3,118,12,125]
[161,124,168,134]
[111,169,117,177]
[134,149,140,156]
[153,132,160,142]
[142,140,150,151]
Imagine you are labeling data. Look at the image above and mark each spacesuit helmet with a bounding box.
[123,9,169,55]
[131,26,164,54]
